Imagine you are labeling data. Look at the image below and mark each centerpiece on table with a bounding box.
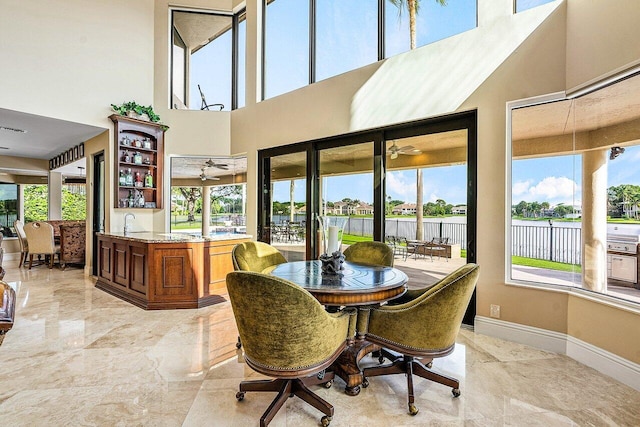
[317,216,348,276]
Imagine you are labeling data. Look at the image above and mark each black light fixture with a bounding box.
[610,146,625,160]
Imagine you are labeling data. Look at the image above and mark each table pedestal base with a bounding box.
[330,338,380,396]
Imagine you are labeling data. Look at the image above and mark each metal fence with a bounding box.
[271,215,582,265]
[511,224,581,265]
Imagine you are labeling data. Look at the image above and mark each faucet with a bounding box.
[124,213,135,234]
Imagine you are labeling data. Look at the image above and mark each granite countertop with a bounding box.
[99,232,252,243]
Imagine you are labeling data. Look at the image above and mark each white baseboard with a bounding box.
[475,316,640,391]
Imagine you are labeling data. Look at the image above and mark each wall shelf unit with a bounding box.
[109,114,166,209]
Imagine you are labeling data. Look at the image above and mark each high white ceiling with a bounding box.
[0,108,105,178]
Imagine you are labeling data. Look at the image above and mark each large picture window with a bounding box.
[509,72,640,305]
[263,0,477,100]
[171,9,245,111]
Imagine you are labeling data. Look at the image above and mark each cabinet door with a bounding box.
[130,244,147,295]
[113,242,129,287]
[98,239,113,281]
[151,248,196,299]
[205,243,236,293]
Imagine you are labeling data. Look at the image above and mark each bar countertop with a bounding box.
[98,231,252,243]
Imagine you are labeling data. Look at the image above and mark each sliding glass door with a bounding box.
[257,112,477,322]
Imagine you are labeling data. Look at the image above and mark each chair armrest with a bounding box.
[330,307,357,341]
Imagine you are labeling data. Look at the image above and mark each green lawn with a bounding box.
[512,256,581,272]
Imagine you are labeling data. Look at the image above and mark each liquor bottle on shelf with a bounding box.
[143,138,151,149]
[143,157,151,165]
[123,150,131,163]
[126,168,133,186]
[128,190,134,207]
[133,152,142,165]
[119,170,126,186]
[134,172,143,188]
[144,170,153,188]
[137,190,145,208]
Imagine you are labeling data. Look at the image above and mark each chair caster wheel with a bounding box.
[323,380,333,389]
[378,355,385,364]
[236,338,242,349]
[408,404,419,416]
[452,388,461,397]
[236,392,245,401]
[321,415,332,426]
[426,361,433,369]
[361,378,369,388]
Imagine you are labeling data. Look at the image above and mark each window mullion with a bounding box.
[309,0,316,84]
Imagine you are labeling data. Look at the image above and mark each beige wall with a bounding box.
[566,0,640,92]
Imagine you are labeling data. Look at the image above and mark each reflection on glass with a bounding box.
[316,0,377,82]
[269,151,307,261]
[320,142,374,245]
[510,72,640,305]
[385,0,477,58]
[264,0,309,99]
[385,131,468,281]
[172,11,233,111]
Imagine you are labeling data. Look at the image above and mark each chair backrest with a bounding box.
[367,263,479,354]
[231,241,287,273]
[24,222,56,255]
[13,220,28,251]
[226,271,350,374]
[343,241,394,267]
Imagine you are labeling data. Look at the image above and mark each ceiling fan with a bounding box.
[199,167,220,181]
[205,158,229,170]
[387,141,422,159]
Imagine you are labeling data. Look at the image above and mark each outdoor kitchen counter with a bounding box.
[96,232,251,309]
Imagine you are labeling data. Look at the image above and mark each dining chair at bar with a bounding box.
[343,241,394,267]
[13,220,29,268]
[24,221,60,269]
[226,271,356,427]
[362,263,479,416]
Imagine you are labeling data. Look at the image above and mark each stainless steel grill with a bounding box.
[607,234,640,285]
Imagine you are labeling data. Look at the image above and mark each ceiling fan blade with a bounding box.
[397,145,422,155]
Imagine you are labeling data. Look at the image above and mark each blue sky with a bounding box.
[512,145,640,207]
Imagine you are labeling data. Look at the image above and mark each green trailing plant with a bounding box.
[110,101,161,123]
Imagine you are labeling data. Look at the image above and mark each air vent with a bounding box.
[0,125,27,133]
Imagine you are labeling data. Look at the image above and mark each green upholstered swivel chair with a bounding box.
[231,241,288,349]
[362,263,479,416]
[227,271,356,427]
[343,241,394,267]
[231,241,287,273]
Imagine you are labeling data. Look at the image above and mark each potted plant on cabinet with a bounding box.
[110,101,161,123]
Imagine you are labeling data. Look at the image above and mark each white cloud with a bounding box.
[386,172,416,200]
[512,180,532,197]
[513,176,579,205]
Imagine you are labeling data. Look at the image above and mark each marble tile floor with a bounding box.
[1,260,639,426]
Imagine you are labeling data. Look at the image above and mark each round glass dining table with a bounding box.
[266,260,408,306]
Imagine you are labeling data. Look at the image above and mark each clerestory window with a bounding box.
[171,9,245,111]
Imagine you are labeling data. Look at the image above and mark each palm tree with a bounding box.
[389,0,447,240]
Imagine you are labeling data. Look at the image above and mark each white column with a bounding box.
[48,171,63,220]
[582,150,608,293]
[202,185,211,237]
